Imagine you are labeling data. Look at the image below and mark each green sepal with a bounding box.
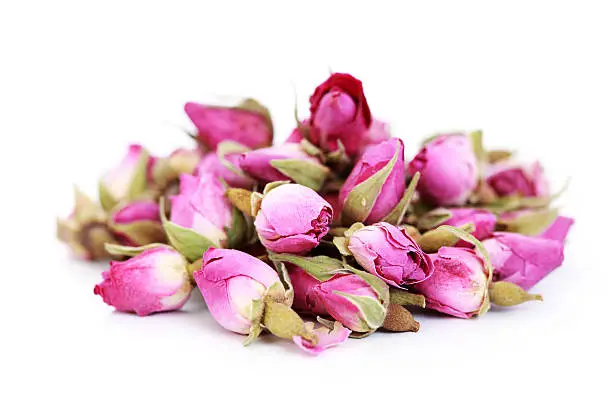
[497,208,559,236]
[104,243,166,258]
[226,206,248,249]
[268,253,343,282]
[300,139,323,156]
[334,291,387,332]
[262,300,313,341]
[160,200,216,262]
[263,180,291,195]
[333,236,351,256]
[389,287,426,308]
[382,172,421,225]
[270,159,330,191]
[485,180,568,213]
[243,298,265,346]
[416,208,454,231]
[417,223,475,253]
[469,130,486,175]
[341,142,400,225]
[98,181,118,212]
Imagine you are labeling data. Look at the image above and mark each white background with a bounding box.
[1,1,610,407]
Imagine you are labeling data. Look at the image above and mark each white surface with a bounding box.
[1,1,610,407]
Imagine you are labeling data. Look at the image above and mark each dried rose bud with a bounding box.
[288,263,387,332]
[348,222,433,288]
[57,187,117,260]
[308,73,372,156]
[339,139,406,224]
[413,247,490,318]
[408,134,478,206]
[254,184,333,254]
[184,99,272,150]
[94,246,192,316]
[486,160,549,198]
[418,208,497,244]
[109,200,165,247]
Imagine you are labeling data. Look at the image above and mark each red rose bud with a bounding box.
[413,247,490,318]
[408,134,478,206]
[109,200,165,247]
[340,139,406,224]
[184,99,273,150]
[486,160,549,198]
[348,222,434,288]
[308,73,372,156]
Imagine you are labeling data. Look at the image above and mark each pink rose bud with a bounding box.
[348,222,434,288]
[109,200,165,246]
[94,246,192,316]
[290,265,386,332]
[339,138,406,224]
[239,143,322,184]
[184,100,272,150]
[308,73,372,156]
[483,232,565,290]
[407,134,478,206]
[254,184,333,253]
[194,248,283,334]
[486,160,549,197]
[169,173,234,248]
[412,247,490,318]
[99,144,152,210]
[196,151,254,189]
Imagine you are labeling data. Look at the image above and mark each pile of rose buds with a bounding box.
[58,73,574,355]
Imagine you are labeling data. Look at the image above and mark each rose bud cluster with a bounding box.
[58,71,573,355]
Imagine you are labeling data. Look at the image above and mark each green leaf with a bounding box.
[104,243,166,258]
[160,200,216,262]
[268,253,344,282]
[416,208,454,231]
[334,291,386,332]
[270,159,330,191]
[263,180,290,195]
[341,143,401,225]
[382,172,421,225]
[98,181,118,212]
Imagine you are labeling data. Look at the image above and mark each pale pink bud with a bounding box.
[254,184,333,253]
[408,134,478,206]
[486,160,549,197]
[193,248,282,334]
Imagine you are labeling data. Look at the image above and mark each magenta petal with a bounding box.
[292,322,351,356]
